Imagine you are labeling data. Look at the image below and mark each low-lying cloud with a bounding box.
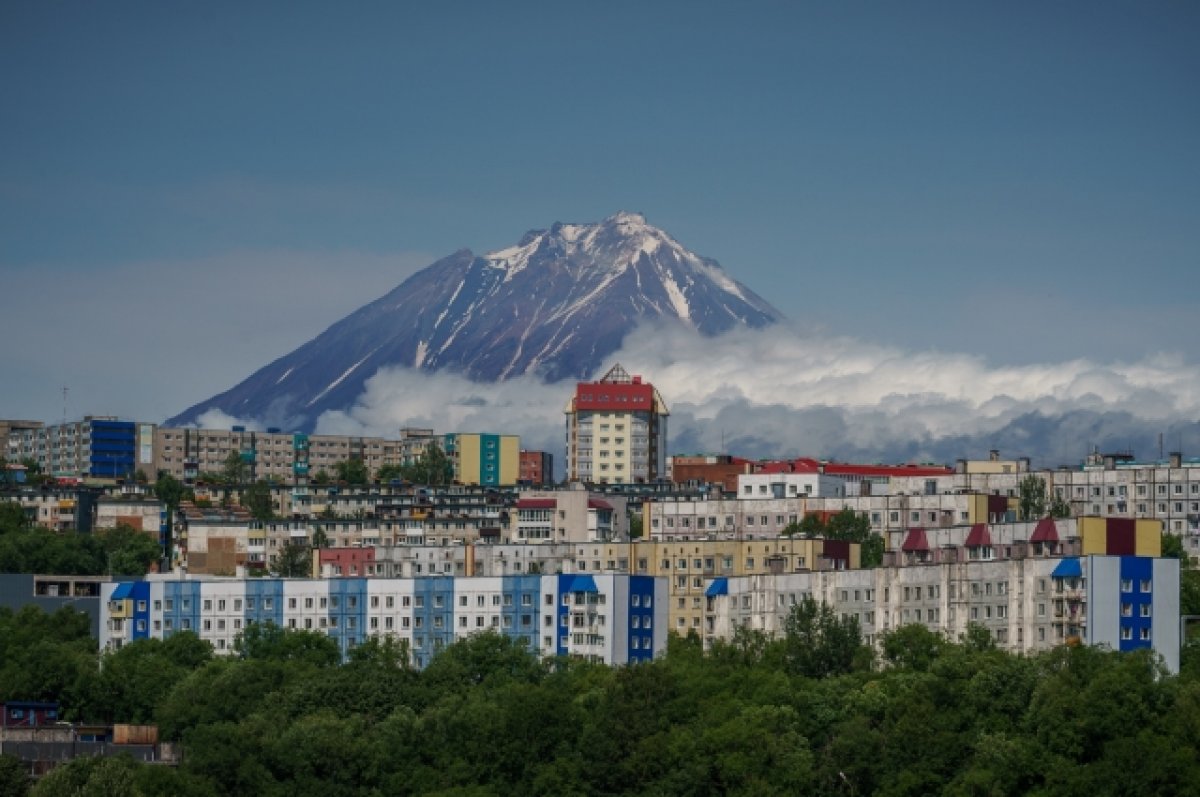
[316,321,1200,469]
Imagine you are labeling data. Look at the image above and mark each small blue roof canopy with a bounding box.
[109,583,135,601]
[1051,558,1082,579]
[704,577,728,597]
[565,575,598,593]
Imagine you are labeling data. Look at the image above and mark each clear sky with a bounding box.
[2,1,1198,440]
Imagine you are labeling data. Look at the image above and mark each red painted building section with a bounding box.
[519,450,554,485]
[318,547,376,577]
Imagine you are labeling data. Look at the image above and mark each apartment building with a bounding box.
[705,515,1180,672]
[513,487,629,543]
[565,364,669,484]
[519,450,554,486]
[101,572,668,669]
[442,433,520,486]
[7,417,152,481]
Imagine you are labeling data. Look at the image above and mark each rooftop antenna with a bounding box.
[61,385,69,425]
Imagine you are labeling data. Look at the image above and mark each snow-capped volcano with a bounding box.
[167,212,783,431]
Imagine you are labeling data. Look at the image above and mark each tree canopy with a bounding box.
[4,602,1200,797]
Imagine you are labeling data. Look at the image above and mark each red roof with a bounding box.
[750,458,952,477]
[901,527,930,552]
[516,498,556,510]
[825,463,953,478]
[587,498,613,511]
[964,523,992,547]
[1030,518,1059,543]
[573,382,655,412]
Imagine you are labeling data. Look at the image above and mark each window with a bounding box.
[1121,579,1132,593]
[1140,579,1152,593]
[1140,604,1152,618]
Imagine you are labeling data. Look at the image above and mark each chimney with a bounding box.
[1170,451,1182,468]
[955,459,966,474]
[989,449,1000,462]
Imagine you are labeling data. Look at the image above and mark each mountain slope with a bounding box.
[168,212,783,430]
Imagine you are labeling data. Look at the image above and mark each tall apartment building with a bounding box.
[7,417,153,481]
[442,433,520,486]
[565,364,669,484]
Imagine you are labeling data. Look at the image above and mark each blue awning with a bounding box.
[566,575,598,594]
[704,577,728,597]
[109,583,134,601]
[1051,558,1082,579]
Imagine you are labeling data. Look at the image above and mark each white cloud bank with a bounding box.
[315,321,1200,468]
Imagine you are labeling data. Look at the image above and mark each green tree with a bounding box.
[375,463,405,483]
[782,597,867,678]
[1018,474,1048,520]
[234,622,340,667]
[311,469,331,486]
[271,540,311,577]
[882,623,947,671]
[402,443,452,486]
[1049,490,1072,518]
[0,501,30,533]
[628,513,643,539]
[0,753,29,797]
[333,458,369,485]
[154,472,184,512]
[242,480,275,522]
[220,451,250,485]
[99,524,162,576]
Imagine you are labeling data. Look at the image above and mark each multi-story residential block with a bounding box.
[0,420,43,463]
[737,471,847,500]
[442,433,520,486]
[8,417,152,481]
[100,572,668,668]
[519,449,555,486]
[0,485,102,532]
[565,364,669,484]
[154,427,404,485]
[669,454,955,496]
[513,487,628,543]
[704,514,1180,672]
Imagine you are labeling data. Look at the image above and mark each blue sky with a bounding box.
[2,1,1198,437]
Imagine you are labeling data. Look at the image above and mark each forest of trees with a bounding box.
[3,599,1200,797]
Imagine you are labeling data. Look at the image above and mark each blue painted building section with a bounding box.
[556,574,572,657]
[327,578,368,656]
[130,582,151,641]
[245,579,284,628]
[480,433,500,486]
[163,581,202,637]
[627,575,656,662]
[412,577,455,668]
[88,420,136,479]
[500,574,542,651]
[1119,556,1154,652]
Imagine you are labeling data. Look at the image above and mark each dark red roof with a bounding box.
[573,382,655,412]
[825,463,953,477]
[964,523,992,547]
[516,498,556,510]
[1030,518,1059,543]
[901,527,930,552]
[587,498,613,511]
[751,458,952,477]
